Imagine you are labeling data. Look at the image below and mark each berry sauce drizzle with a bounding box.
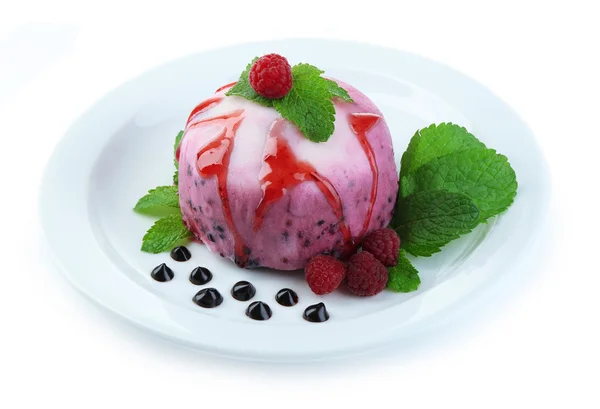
[215,81,237,93]
[175,96,225,162]
[182,103,251,267]
[349,113,381,239]
[254,119,354,255]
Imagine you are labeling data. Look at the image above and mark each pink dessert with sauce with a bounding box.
[176,79,398,270]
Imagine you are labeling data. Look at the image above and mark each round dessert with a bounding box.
[177,80,398,270]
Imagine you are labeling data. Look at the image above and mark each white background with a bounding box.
[1,1,598,408]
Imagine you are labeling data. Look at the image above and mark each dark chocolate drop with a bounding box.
[192,288,223,308]
[275,288,299,307]
[189,267,213,285]
[303,302,329,322]
[151,263,174,282]
[245,301,272,321]
[170,246,191,262]
[231,281,256,301]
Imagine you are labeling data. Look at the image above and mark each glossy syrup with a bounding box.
[246,301,272,321]
[175,97,225,162]
[303,302,330,323]
[189,267,213,285]
[254,119,354,254]
[193,288,223,308]
[349,113,381,239]
[231,281,256,301]
[215,81,237,93]
[170,246,191,262]
[275,288,299,307]
[191,109,251,267]
[151,263,174,282]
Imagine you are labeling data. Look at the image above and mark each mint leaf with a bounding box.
[273,64,335,142]
[400,123,486,188]
[225,58,274,107]
[173,130,184,185]
[134,186,180,216]
[387,249,421,292]
[326,79,353,103]
[393,190,480,257]
[403,148,518,221]
[141,213,192,253]
[174,130,183,159]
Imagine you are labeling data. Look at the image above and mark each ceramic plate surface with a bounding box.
[40,39,550,361]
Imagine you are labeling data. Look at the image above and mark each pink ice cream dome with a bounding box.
[177,79,398,270]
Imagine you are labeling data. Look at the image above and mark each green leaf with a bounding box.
[225,57,275,107]
[174,130,184,157]
[387,249,421,292]
[134,186,180,216]
[141,213,192,254]
[326,79,353,103]
[393,190,480,257]
[173,130,184,185]
[273,63,336,142]
[399,123,486,188]
[403,148,518,221]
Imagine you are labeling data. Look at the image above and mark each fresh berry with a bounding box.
[249,54,293,99]
[305,255,346,295]
[361,228,401,267]
[346,252,388,296]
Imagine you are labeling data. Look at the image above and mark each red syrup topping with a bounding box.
[192,109,251,267]
[176,96,225,162]
[215,81,237,93]
[254,119,354,255]
[349,113,381,239]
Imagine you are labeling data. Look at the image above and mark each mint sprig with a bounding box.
[389,122,518,291]
[402,147,518,221]
[326,79,353,102]
[272,64,335,143]
[387,249,421,292]
[173,130,184,185]
[393,190,480,257]
[226,58,353,142]
[134,185,180,216]
[141,213,193,254]
[399,123,486,183]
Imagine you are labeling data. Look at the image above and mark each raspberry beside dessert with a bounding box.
[305,255,346,295]
[346,252,388,296]
[361,228,401,267]
[249,54,293,99]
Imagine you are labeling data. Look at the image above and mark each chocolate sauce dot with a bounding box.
[231,281,256,301]
[170,246,191,262]
[246,301,272,321]
[276,289,299,307]
[189,267,213,285]
[193,288,223,308]
[303,302,329,322]
[151,263,174,282]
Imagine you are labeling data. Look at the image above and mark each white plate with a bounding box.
[40,39,550,361]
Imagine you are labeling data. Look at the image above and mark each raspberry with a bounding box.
[249,54,293,99]
[305,255,346,295]
[361,228,401,267]
[346,252,388,296]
